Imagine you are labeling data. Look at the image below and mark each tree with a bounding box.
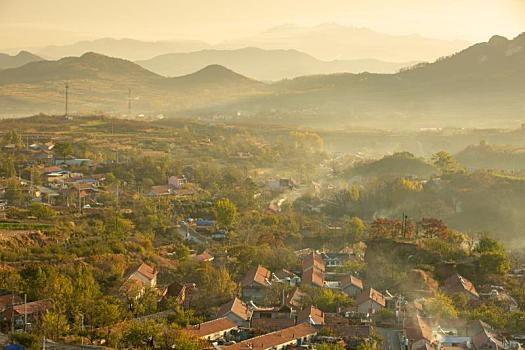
[121,319,162,349]
[54,142,73,162]
[10,332,40,350]
[357,338,381,350]
[343,216,366,243]
[92,296,122,338]
[214,198,237,228]
[424,294,458,320]
[432,151,459,174]
[41,310,70,340]
[479,251,511,276]
[476,236,504,254]
[29,202,58,219]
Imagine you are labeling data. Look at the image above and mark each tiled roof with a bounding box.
[224,322,318,350]
[217,297,252,321]
[136,262,157,281]
[302,268,324,288]
[405,315,434,343]
[241,265,272,288]
[340,275,364,290]
[12,299,52,315]
[302,252,325,272]
[286,288,306,309]
[194,250,214,262]
[443,274,479,298]
[297,306,325,325]
[273,269,298,280]
[356,288,386,307]
[0,294,23,310]
[186,317,237,338]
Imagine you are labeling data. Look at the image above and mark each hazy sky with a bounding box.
[1,0,524,49]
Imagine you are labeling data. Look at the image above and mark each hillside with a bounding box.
[36,38,210,60]
[137,47,415,81]
[348,152,437,178]
[0,51,43,70]
[0,53,264,117]
[219,23,468,62]
[2,33,525,128]
[211,32,525,129]
[456,142,525,171]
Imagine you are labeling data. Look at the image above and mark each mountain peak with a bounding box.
[488,35,509,46]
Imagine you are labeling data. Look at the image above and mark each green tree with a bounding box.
[479,251,511,276]
[424,294,458,320]
[432,151,459,174]
[214,198,237,228]
[41,310,70,340]
[10,332,40,350]
[344,216,366,243]
[92,296,122,337]
[54,142,73,162]
[29,202,58,219]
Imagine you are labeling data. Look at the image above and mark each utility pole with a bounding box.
[80,313,84,345]
[65,82,69,117]
[78,185,82,214]
[24,293,27,332]
[128,88,132,116]
[115,181,119,232]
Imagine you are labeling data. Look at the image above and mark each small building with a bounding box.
[251,305,296,332]
[340,275,364,298]
[302,252,325,273]
[285,288,306,310]
[185,317,238,341]
[302,268,325,288]
[223,322,318,350]
[241,265,272,303]
[217,297,253,327]
[405,315,435,350]
[193,250,215,263]
[442,273,479,300]
[0,294,23,313]
[3,299,52,329]
[273,269,301,287]
[356,288,386,315]
[121,262,158,299]
[297,305,325,325]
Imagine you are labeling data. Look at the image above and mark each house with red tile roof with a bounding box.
[251,305,296,332]
[302,268,325,288]
[217,297,253,327]
[2,299,52,327]
[297,305,325,325]
[340,275,364,297]
[302,252,325,273]
[121,262,158,299]
[224,322,318,350]
[185,317,238,341]
[405,315,435,350]
[442,274,479,300]
[356,288,386,315]
[0,294,23,313]
[285,288,306,310]
[241,265,273,303]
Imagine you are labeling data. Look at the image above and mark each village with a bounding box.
[0,117,524,350]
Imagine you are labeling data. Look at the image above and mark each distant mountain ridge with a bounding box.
[219,23,469,62]
[36,38,210,60]
[24,23,468,64]
[1,32,525,130]
[0,51,43,70]
[0,52,262,117]
[136,47,416,81]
